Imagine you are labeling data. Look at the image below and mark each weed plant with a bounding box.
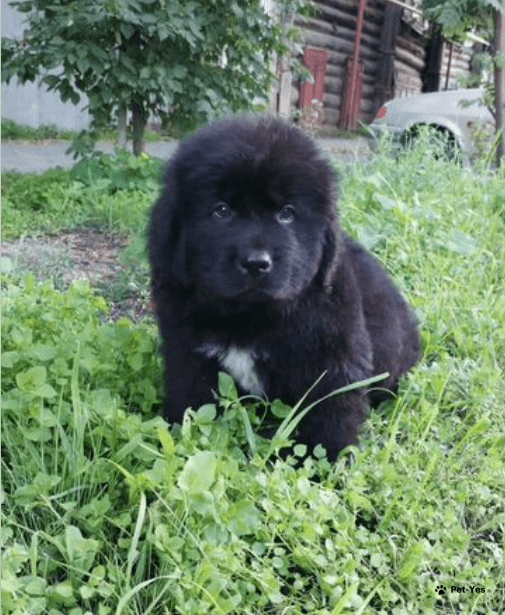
[1,152,161,241]
[2,140,504,614]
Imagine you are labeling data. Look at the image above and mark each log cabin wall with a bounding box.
[291,0,473,127]
[293,0,387,125]
[440,43,473,90]
[394,17,426,98]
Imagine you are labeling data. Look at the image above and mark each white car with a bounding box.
[368,88,495,157]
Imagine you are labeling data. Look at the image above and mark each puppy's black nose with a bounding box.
[239,251,272,278]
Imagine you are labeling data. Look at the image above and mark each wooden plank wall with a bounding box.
[293,0,387,125]
[292,0,471,126]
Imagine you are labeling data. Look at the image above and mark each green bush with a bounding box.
[70,149,164,195]
[2,143,505,614]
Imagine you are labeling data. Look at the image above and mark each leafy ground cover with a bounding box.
[1,142,504,614]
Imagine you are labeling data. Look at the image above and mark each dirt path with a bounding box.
[2,229,152,321]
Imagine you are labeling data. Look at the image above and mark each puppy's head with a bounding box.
[149,116,342,305]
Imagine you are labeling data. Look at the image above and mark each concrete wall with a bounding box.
[1,0,91,130]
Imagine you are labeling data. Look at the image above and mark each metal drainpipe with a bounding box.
[444,42,453,90]
[343,0,368,129]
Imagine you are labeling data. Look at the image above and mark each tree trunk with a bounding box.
[495,6,505,167]
[117,103,127,150]
[132,101,146,157]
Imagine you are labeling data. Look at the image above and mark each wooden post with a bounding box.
[277,13,294,118]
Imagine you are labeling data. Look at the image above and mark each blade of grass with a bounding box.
[264,372,389,462]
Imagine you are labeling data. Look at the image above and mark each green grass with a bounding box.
[1,142,505,614]
[1,118,175,143]
[1,170,154,240]
[1,119,79,141]
[1,151,160,312]
[1,151,163,241]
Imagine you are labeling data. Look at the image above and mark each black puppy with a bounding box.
[149,116,420,460]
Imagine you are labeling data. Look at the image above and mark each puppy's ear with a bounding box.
[317,213,344,291]
[148,165,189,288]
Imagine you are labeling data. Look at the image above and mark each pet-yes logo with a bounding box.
[435,584,485,596]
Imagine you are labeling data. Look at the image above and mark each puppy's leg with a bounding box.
[296,390,368,461]
[161,341,220,424]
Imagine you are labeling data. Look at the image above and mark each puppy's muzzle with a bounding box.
[239,250,273,279]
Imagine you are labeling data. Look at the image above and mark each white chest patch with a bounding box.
[196,343,265,397]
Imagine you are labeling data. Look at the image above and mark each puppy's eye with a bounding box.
[213,202,233,220]
[277,205,295,224]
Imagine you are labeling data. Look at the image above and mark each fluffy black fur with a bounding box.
[149,116,420,460]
